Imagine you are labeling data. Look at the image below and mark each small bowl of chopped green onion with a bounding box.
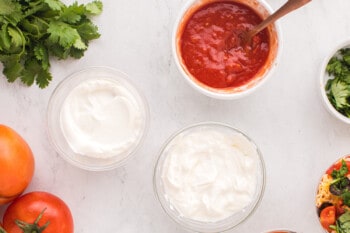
[320,39,350,124]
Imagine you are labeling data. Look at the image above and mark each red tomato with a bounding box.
[326,156,350,175]
[0,223,5,233]
[320,205,336,232]
[0,125,34,205]
[335,200,346,216]
[2,192,74,233]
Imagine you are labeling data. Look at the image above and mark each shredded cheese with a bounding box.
[316,174,341,208]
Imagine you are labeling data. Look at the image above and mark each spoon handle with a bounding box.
[249,0,312,37]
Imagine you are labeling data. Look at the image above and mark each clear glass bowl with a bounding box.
[263,230,297,233]
[47,66,149,171]
[153,122,265,232]
[172,0,282,99]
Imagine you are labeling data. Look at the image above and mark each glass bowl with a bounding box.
[153,122,265,232]
[263,230,297,233]
[319,38,350,124]
[172,0,282,99]
[47,66,149,171]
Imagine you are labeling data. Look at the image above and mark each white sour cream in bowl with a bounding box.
[153,122,265,232]
[47,67,149,171]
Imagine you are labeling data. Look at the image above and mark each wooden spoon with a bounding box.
[226,0,312,49]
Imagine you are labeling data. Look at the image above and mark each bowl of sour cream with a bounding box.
[47,67,149,171]
[153,122,265,232]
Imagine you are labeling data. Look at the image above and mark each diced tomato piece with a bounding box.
[320,205,336,232]
[326,158,350,175]
[335,200,346,216]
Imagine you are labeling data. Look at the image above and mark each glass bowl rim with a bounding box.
[46,66,150,171]
[153,121,266,232]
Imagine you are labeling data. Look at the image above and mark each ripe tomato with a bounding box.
[0,125,34,205]
[326,155,350,175]
[0,223,4,233]
[2,192,74,233]
[320,205,336,232]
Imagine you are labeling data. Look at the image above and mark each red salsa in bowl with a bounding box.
[173,0,280,98]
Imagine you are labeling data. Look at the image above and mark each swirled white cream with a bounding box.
[60,78,145,159]
[161,126,259,222]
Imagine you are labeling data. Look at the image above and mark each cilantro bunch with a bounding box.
[326,48,350,117]
[0,0,102,88]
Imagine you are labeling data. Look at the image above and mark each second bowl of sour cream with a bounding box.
[153,122,265,232]
[47,67,149,171]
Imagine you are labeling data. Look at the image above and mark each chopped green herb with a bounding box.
[342,191,350,207]
[329,160,350,207]
[332,160,349,179]
[334,211,350,233]
[326,48,350,117]
[0,0,103,88]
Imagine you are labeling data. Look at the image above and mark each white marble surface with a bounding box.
[1,0,350,232]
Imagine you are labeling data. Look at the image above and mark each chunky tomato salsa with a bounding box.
[179,1,270,89]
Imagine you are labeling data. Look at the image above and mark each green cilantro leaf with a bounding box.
[44,0,64,11]
[73,38,86,50]
[60,2,85,24]
[332,160,349,179]
[326,51,350,116]
[2,57,23,82]
[35,69,51,88]
[335,211,350,233]
[342,191,350,207]
[47,20,82,48]
[329,160,350,210]
[343,53,350,67]
[33,44,49,70]
[76,19,100,40]
[85,0,103,15]
[331,80,350,109]
[4,64,22,82]
[0,0,19,15]
[7,26,25,50]
[22,59,52,88]
[0,24,12,51]
[21,17,49,38]
[69,47,85,59]
[327,57,344,76]
[0,0,102,88]
[0,0,23,23]
[46,43,68,59]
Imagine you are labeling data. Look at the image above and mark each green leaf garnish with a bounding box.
[326,48,350,116]
[0,0,103,88]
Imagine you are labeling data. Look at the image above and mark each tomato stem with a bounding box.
[15,208,50,233]
[0,225,7,233]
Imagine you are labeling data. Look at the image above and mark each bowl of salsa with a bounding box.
[316,155,350,233]
[172,0,282,99]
